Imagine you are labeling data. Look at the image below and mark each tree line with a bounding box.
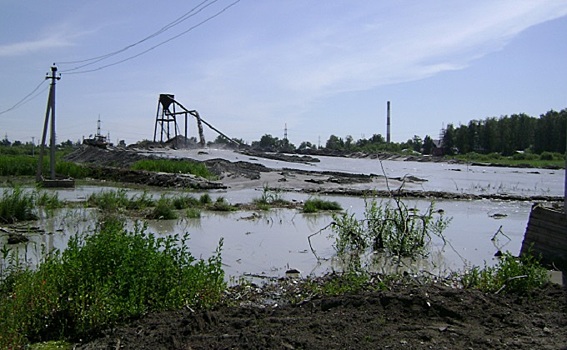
[442,109,567,156]
[241,108,566,156]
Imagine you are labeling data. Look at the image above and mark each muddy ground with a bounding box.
[66,146,566,349]
[76,278,567,350]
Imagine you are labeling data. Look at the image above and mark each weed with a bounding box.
[186,208,201,219]
[131,159,215,179]
[0,218,225,347]
[147,196,177,220]
[199,193,212,205]
[253,186,289,210]
[87,189,130,212]
[303,198,342,213]
[460,250,549,294]
[210,197,235,212]
[328,197,451,273]
[34,191,64,210]
[172,194,200,210]
[0,187,37,223]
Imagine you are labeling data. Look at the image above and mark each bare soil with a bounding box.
[76,280,567,349]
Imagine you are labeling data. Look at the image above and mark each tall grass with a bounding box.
[0,218,225,347]
[331,198,450,261]
[303,198,342,213]
[0,188,37,223]
[131,159,215,179]
[460,251,549,295]
[0,154,90,178]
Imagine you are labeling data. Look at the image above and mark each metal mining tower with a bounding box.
[386,101,391,143]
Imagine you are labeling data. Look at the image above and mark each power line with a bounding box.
[60,0,240,74]
[0,79,47,116]
[58,0,217,70]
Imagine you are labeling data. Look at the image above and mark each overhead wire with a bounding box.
[60,0,240,74]
[0,79,48,116]
[1,0,240,118]
[58,0,217,70]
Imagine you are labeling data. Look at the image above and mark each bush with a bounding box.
[540,151,554,161]
[0,218,225,347]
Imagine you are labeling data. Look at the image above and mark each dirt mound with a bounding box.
[76,282,567,349]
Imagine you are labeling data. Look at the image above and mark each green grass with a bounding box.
[147,197,178,220]
[252,186,290,210]
[0,153,91,178]
[303,198,342,213]
[0,217,225,348]
[453,151,565,169]
[460,250,549,294]
[210,196,236,212]
[131,159,216,179]
[0,187,37,223]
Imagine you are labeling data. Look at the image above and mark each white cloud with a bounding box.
[0,35,71,57]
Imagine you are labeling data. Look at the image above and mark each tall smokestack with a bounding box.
[386,101,391,143]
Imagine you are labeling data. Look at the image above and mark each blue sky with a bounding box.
[1,1,567,146]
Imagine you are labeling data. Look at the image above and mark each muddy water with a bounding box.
[3,188,532,280]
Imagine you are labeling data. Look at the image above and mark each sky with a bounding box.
[1,1,567,147]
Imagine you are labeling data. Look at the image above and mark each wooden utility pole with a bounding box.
[36,65,60,181]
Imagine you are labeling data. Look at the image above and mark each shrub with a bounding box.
[540,151,554,161]
[0,218,225,347]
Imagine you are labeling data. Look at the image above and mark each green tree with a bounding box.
[325,135,344,150]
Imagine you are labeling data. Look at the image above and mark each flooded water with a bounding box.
[1,150,561,280]
[3,190,533,280]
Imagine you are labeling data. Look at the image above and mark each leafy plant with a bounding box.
[0,218,225,347]
[460,250,549,294]
[331,197,451,265]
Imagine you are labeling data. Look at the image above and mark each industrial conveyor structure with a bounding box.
[153,94,241,147]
